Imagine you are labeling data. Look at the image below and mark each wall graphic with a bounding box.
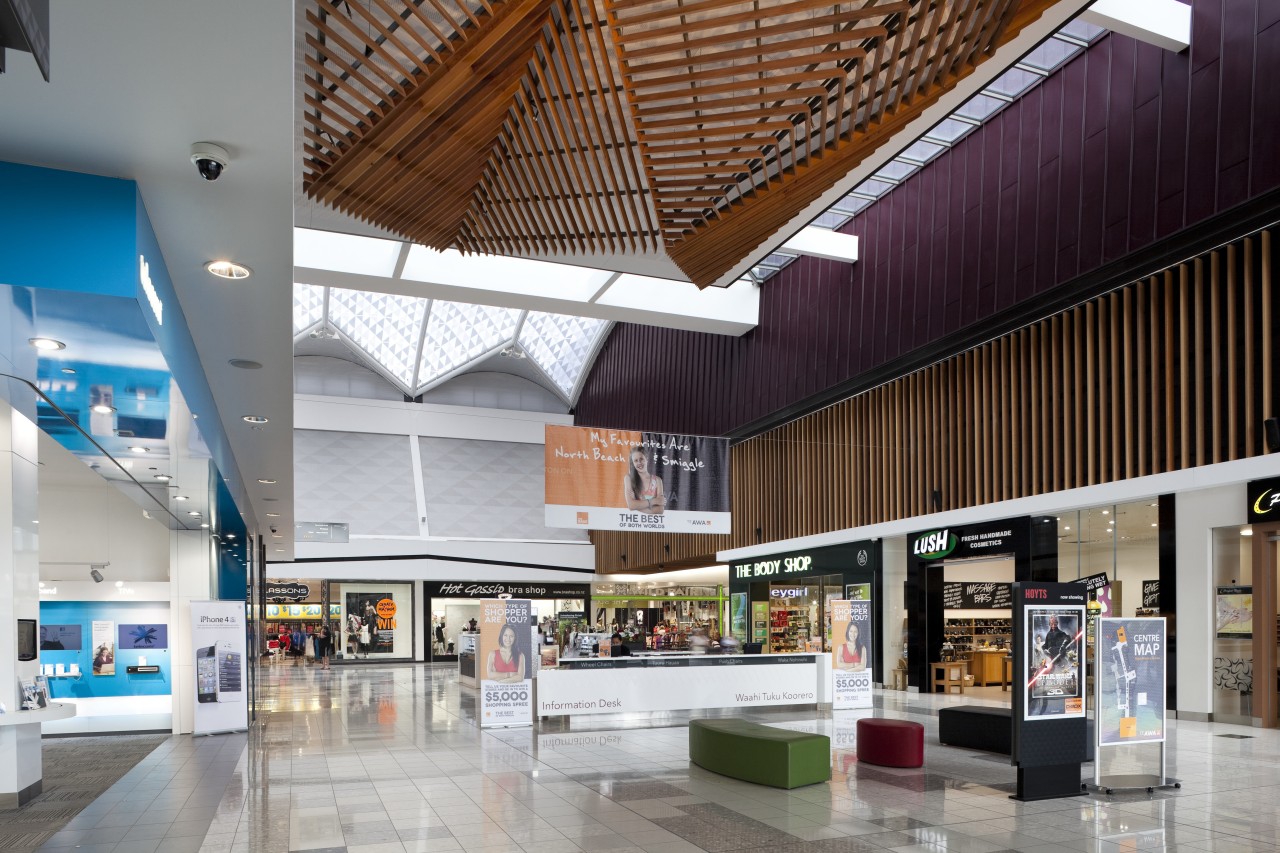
[40,624,82,650]
[91,620,115,675]
[1215,587,1252,638]
[118,624,169,650]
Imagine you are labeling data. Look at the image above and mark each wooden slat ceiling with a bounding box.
[302,0,1059,287]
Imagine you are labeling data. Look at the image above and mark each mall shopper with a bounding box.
[290,626,307,667]
[313,626,330,669]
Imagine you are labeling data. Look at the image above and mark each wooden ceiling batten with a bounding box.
[301,0,1065,284]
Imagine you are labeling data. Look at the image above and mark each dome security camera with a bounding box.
[190,142,229,181]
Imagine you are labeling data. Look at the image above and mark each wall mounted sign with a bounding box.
[730,540,878,581]
[295,522,350,543]
[942,582,1013,609]
[1215,586,1253,638]
[913,529,957,559]
[910,519,1024,563]
[1141,580,1160,610]
[264,582,311,602]
[425,582,590,599]
[1247,476,1280,523]
[1075,573,1110,592]
[118,624,169,650]
[769,587,810,599]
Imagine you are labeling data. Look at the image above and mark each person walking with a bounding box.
[315,624,332,670]
[290,626,306,667]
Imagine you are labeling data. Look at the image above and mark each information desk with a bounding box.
[537,653,831,717]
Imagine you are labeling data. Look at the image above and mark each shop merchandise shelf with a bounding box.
[943,618,1011,656]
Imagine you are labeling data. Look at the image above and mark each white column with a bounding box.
[0,403,42,805]
[1175,483,1245,720]
[170,529,213,735]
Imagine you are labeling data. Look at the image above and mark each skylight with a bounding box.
[294,284,612,403]
[752,19,1108,282]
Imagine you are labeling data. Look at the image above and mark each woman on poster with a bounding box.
[485,622,527,683]
[834,620,867,671]
[623,447,665,514]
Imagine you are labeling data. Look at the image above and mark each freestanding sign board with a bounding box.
[1011,582,1088,801]
[479,599,533,728]
[831,599,872,709]
[191,601,248,735]
[1096,618,1166,746]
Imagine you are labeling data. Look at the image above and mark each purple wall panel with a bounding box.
[576,6,1280,437]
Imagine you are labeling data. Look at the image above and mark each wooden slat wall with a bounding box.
[593,228,1279,572]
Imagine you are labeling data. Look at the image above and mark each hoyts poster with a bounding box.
[831,599,873,709]
[544,425,730,533]
[1024,605,1085,720]
[479,599,533,728]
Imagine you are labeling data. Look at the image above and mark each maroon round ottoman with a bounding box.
[856,718,924,767]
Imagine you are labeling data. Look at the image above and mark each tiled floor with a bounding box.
[33,662,1280,853]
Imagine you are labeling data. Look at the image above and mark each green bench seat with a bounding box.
[688,719,831,789]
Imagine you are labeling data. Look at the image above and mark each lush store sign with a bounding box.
[913,529,957,560]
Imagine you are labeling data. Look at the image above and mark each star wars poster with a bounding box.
[1097,617,1166,745]
[1023,605,1085,720]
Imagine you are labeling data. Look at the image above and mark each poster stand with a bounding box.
[1010,582,1089,801]
[1083,617,1180,795]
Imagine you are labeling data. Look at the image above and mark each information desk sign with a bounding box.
[478,599,534,728]
[830,599,872,709]
[1011,583,1088,801]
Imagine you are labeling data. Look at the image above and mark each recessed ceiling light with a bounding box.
[1151,523,1158,527]
[187,511,201,517]
[1101,510,1109,515]
[91,404,116,414]
[275,548,284,552]
[28,337,66,351]
[128,446,148,454]
[1242,527,1253,536]
[225,533,236,539]
[229,359,263,370]
[242,415,268,424]
[61,367,76,375]
[272,534,282,538]
[201,523,209,529]
[257,478,277,484]
[174,495,189,502]
[154,474,171,482]
[205,260,252,280]
[265,512,281,517]
[1064,526,1070,531]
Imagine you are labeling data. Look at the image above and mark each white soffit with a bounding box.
[295,227,760,336]
[781,230,859,264]
[1081,0,1191,52]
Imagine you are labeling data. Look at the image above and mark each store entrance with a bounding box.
[940,557,1014,701]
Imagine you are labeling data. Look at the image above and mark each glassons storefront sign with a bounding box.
[913,529,957,560]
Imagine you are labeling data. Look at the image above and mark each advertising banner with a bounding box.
[831,599,872,709]
[119,623,169,650]
[346,592,396,653]
[479,599,533,728]
[39,624,81,650]
[91,620,115,675]
[1023,605,1085,720]
[1097,618,1166,745]
[1215,586,1252,638]
[730,593,747,639]
[544,425,730,533]
[191,601,248,735]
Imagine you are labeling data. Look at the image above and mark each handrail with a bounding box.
[1,371,191,528]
